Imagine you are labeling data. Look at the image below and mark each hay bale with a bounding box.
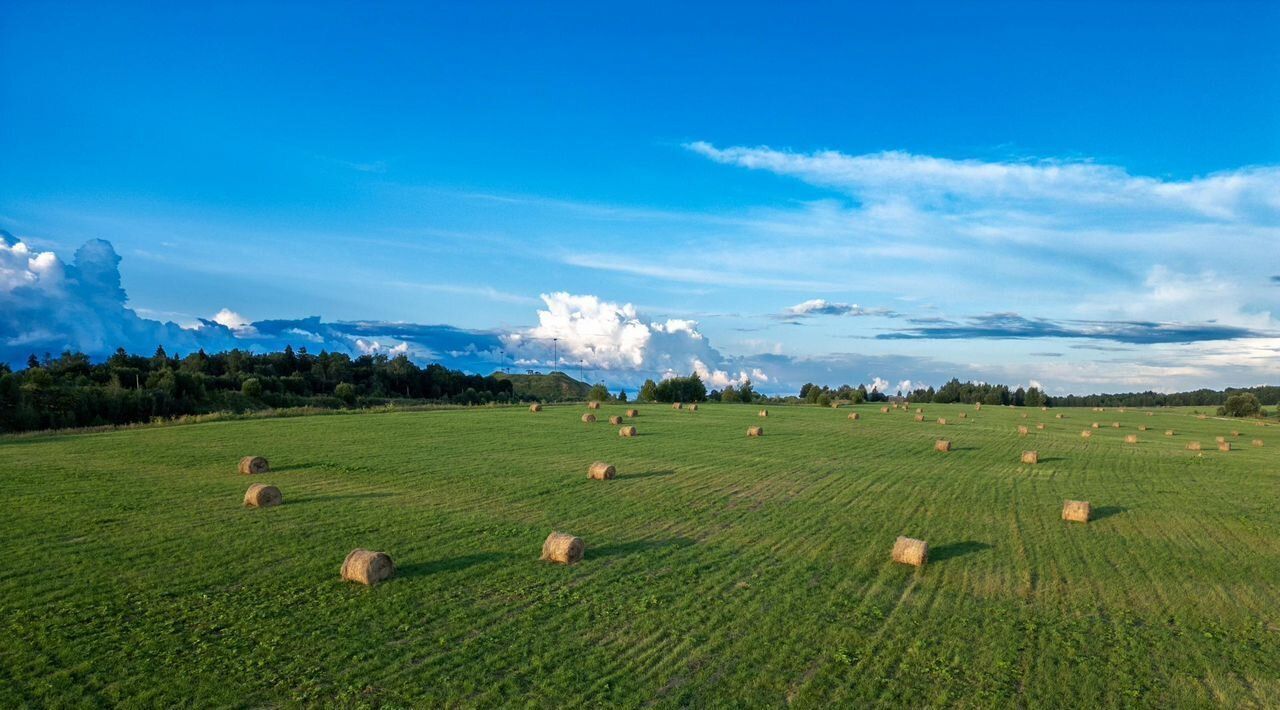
[529,403,543,412]
[1218,441,1231,452]
[891,536,928,567]
[608,415,623,425]
[974,403,982,411]
[848,412,860,420]
[1138,425,1148,431]
[1020,451,1039,465]
[341,549,395,586]
[1055,413,1064,419]
[880,407,890,413]
[1091,422,1100,429]
[1165,430,1174,436]
[626,409,639,417]
[540,532,584,565]
[619,426,637,438]
[238,456,269,475]
[759,409,769,417]
[1231,430,1240,437]
[1036,423,1045,430]
[1146,411,1154,416]
[588,461,616,480]
[1124,434,1138,444]
[689,403,699,412]
[934,439,952,452]
[1081,430,1093,439]
[959,412,967,419]
[1041,406,1048,411]
[936,417,948,425]
[581,413,596,423]
[1112,422,1121,429]
[914,414,925,422]
[587,401,600,410]
[1197,414,1207,420]
[1252,439,1264,447]
[1017,425,1029,436]
[243,483,282,508]
[1215,436,1226,444]
[672,402,682,410]
[747,426,763,437]
[1187,441,1202,451]
[1062,500,1091,523]
[1021,413,1028,419]
[915,408,923,414]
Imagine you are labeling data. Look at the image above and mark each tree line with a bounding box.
[0,346,517,433]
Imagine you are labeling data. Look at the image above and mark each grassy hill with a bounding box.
[1,404,1277,706]
[492,370,592,401]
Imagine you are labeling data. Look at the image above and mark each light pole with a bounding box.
[552,338,559,373]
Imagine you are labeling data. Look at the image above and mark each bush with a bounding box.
[334,382,356,406]
[241,378,263,399]
[1218,392,1262,417]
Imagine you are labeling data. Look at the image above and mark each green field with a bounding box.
[2,404,1278,707]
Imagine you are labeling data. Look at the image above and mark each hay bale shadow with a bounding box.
[623,469,676,480]
[289,492,396,505]
[929,540,993,563]
[270,464,309,472]
[1090,505,1127,521]
[1035,456,1066,463]
[590,537,694,559]
[397,552,517,579]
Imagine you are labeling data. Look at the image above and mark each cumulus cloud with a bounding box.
[782,299,898,319]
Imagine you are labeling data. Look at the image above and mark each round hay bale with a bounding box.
[689,403,699,412]
[848,412,861,420]
[915,408,923,414]
[1036,423,1046,430]
[1215,436,1226,443]
[959,412,967,419]
[1112,422,1121,428]
[1062,500,1091,523]
[1124,434,1138,444]
[238,456,269,475]
[747,426,763,437]
[1017,425,1029,436]
[1021,413,1028,419]
[934,439,952,452]
[880,407,890,413]
[1092,422,1100,429]
[608,415,623,425]
[541,531,584,565]
[1218,441,1231,452]
[341,549,395,586]
[1138,425,1148,431]
[974,403,982,411]
[529,403,543,412]
[1187,441,1202,451]
[672,402,683,410]
[243,483,282,508]
[1252,439,1264,447]
[914,414,925,422]
[1165,430,1174,436]
[581,413,596,423]
[891,536,928,567]
[1146,411,1154,416]
[1020,451,1039,465]
[1231,430,1240,437]
[626,409,639,417]
[1055,413,1064,419]
[588,461,616,480]
[758,409,769,417]
[1197,414,1207,420]
[1041,406,1048,411]
[936,417,948,425]
[1081,430,1093,438]
[587,401,600,410]
[619,426,637,438]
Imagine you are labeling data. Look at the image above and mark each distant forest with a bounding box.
[0,347,519,433]
[2,348,1276,434]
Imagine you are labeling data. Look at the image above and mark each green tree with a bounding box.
[241,377,263,399]
[334,382,356,406]
[1219,392,1261,417]
[638,379,658,402]
[721,385,739,403]
[617,388,628,403]
[587,383,610,402]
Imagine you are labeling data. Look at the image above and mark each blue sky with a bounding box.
[2,1,1278,394]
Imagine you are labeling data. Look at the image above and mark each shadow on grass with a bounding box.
[590,537,695,559]
[930,540,993,563]
[289,492,396,505]
[397,552,518,579]
[1035,456,1066,463]
[1091,505,1127,521]
[270,464,309,473]
[623,469,676,481]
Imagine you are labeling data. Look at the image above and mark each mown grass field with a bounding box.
[2,403,1278,707]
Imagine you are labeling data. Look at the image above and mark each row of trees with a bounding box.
[0,346,518,433]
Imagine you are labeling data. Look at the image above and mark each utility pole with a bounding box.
[552,338,559,373]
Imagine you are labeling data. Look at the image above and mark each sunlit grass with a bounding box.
[1,404,1277,706]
